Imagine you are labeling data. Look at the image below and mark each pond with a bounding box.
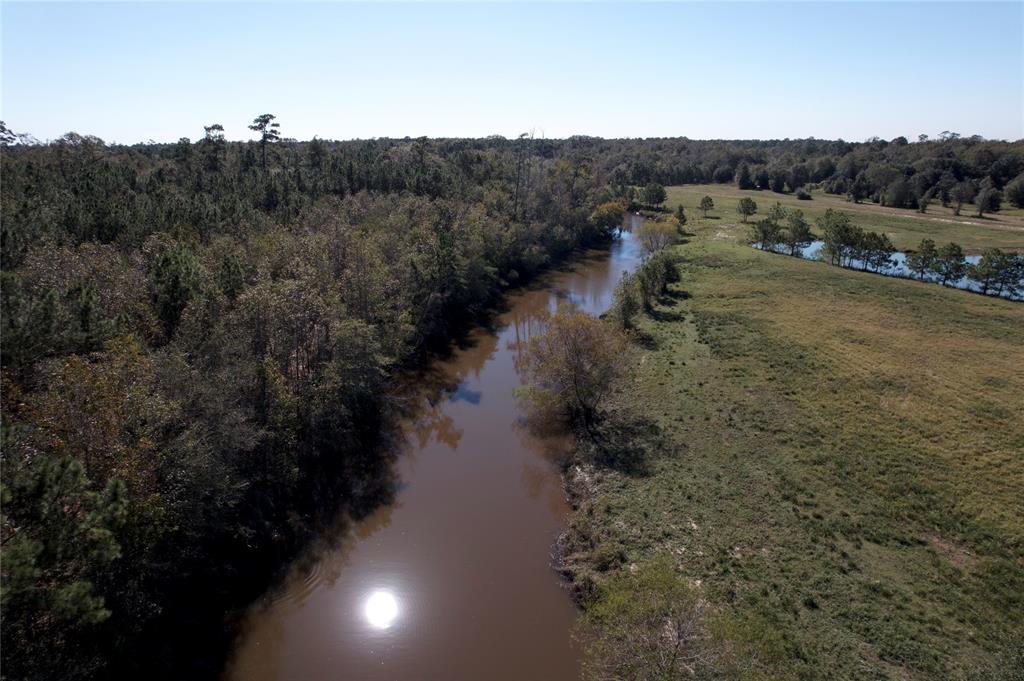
[759,241,1022,300]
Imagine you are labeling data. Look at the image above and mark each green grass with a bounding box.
[662,184,1024,254]
[567,238,1024,680]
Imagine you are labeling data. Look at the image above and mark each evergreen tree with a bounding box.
[737,197,757,222]
[735,163,754,189]
[931,242,967,285]
[906,239,938,280]
[248,113,281,169]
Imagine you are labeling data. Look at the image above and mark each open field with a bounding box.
[663,184,1024,254]
[568,238,1024,679]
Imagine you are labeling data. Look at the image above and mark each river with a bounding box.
[224,219,643,681]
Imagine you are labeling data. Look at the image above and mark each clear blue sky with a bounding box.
[2,1,1021,143]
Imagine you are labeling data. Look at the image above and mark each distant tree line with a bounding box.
[580,134,1024,217]
[0,119,627,681]
[2,121,1021,679]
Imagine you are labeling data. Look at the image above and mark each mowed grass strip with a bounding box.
[569,239,1024,680]
[663,184,1024,253]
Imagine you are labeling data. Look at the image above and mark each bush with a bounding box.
[611,272,641,330]
[516,306,629,431]
[795,188,812,200]
[579,554,716,681]
[635,219,678,256]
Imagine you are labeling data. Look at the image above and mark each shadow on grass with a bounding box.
[650,307,686,323]
[631,329,659,350]
[578,409,667,477]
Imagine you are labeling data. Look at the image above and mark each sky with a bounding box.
[2,1,1022,144]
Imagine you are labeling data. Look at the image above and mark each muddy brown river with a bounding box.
[225,222,642,681]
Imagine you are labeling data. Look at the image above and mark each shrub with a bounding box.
[516,306,629,431]
[579,554,716,681]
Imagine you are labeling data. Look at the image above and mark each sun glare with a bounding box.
[364,590,399,629]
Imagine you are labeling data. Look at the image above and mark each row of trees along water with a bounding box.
[3,122,1021,680]
[748,204,1023,299]
[0,118,633,681]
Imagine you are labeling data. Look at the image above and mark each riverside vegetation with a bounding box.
[2,124,1023,680]
[0,120,625,680]
[543,206,1024,679]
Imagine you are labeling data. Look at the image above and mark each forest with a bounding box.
[0,119,621,680]
[2,122,1022,680]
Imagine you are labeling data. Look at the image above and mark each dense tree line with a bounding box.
[0,120,624,680]
[2,123,1021,679]
[584,134,1024,216]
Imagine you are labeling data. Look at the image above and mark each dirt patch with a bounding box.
[926,533,979,570]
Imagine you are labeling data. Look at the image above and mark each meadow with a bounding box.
[663,184,1024,253]
[567,231,1024,679]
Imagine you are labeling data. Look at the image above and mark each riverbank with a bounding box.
[223,229,642,681]
[562,236,1024,679]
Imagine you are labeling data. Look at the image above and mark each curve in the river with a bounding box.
[224,219,643,681]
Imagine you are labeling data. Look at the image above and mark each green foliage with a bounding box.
[699,195,714,217]
[580,554,715,681]
[635,218,678,256]
[573,238,1024,681]
[616,249,679,314]
[966,249,1023,297]
[0,131,623,679]
[858,230,896,271]
[750,218,783,253]
[906,238,938,280]
[674,204,688,230]
[642,182,667,207]
[149,244,203,339]
[735,162,754,190]
[3,127,1022,680]
[932,242,967,285]
[516,306,629,431]
[952,182,975,215]
[783,208,813,256]
[975,187,1001,217]
[736,196,757,222]
[817,208,860,266]
[589,200,626,238]
[1005,175,1024,209]
[1,457,127,681]
[611,271,641,330]
[248,113,281,169]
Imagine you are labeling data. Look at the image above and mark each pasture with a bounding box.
[663,184,1024,253]
[569,237,1024,679]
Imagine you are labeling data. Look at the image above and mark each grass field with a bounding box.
[662,184,1024,254]
[567,236,1024,679]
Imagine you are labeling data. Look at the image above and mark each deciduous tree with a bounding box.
[516,306,628,431]
[635,219,677,256]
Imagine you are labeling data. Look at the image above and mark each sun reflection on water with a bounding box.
[363,590,399,629]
